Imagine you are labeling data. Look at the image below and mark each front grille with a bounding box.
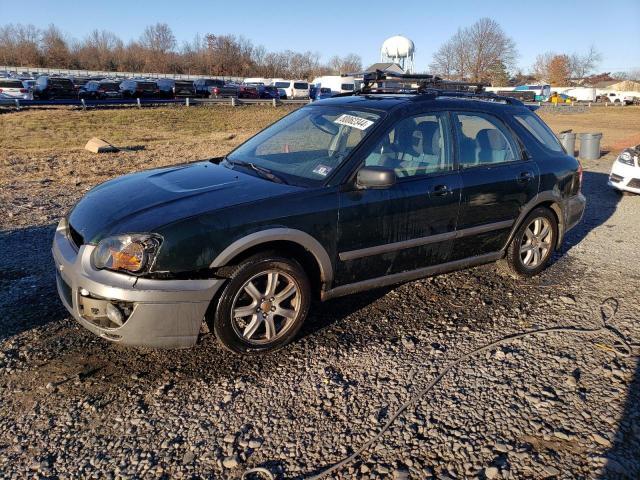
[68,223,84,249]
[56,271,73,307]
[627,178,640,189]
[609,173,623,183]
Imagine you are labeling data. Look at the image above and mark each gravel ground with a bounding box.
[1,125,639,479]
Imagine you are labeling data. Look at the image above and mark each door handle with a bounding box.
[518,171,533,183]
[433,184,453,196]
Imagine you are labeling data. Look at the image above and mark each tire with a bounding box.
[505,207,558,277]
[208,252,311,354]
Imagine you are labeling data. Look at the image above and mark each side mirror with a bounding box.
[356,166,397,189]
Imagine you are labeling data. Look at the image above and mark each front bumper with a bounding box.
[609,162,640,194]
[52,220,225,348]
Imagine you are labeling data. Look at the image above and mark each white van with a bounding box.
[311,75,356,94]
[271,79,309,99]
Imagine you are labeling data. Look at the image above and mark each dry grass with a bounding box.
[0,104,291,152]
[537,106,640,151]
[0,104,638,231]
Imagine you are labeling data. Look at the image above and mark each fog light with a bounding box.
[106,303,124,327]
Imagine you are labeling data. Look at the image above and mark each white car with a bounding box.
[0,78,33,100]
[609,146,640,194]
[270,79,309,99]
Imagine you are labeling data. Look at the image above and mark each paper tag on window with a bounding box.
[334,114,374,131]
[312,164,332,176]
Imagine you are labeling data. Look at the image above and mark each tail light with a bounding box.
[212,87,220,95]
[20,88,27,93]
[154,88,160,93]
[0,89,3,93]
[577,160,583,191]
[98,88,106,93]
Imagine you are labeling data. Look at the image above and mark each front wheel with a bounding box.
[209,252,311,354]
[505,208,558,277]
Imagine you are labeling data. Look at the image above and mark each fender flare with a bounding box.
[210,228,334,287]
[503,191,565,250]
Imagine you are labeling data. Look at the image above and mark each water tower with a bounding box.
[380,35,415,73]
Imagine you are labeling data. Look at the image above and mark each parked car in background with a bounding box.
[78,80,123,100]
[609,145,640,195]
[271,79,292,99]
[157,79,196,98]
[194,78,226,97]
[597,92,634,105]
[244,83,280,99]
[315,87,334,101]
[291,81,309,99]
[34,76,76,99]
[237,84,259,99]
[0,78,33,100]
[54,75,585,353]
[549,93,575,104]
[71,77,92,95]
[120,79,160,98]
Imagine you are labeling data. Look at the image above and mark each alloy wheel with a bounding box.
[519,217,553,268]
[230,270,300,345]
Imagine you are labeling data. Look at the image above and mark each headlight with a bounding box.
[617,151,635,166]
[92,234,161,273]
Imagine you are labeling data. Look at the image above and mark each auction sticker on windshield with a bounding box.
[334,114,374,130]
[312,164,333,176]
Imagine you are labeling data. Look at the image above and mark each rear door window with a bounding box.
[294,82,308,89]
[453,113,519,168]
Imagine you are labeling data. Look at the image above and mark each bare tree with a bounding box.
[40,24,70,67]
[569,45,602,79]
[430,18,517,82]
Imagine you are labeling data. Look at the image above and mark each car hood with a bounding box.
[68,161,303,243]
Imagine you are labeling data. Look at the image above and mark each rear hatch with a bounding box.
[174,80,195,96]
[0,79,28,97]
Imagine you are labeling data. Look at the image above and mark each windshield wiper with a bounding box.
[225,158,289,185]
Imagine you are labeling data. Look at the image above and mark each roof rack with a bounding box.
[337,70,523,105]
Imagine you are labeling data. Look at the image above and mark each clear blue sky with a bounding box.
[1,0,638,73]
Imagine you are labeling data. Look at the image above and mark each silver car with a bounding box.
[0,78,33,100]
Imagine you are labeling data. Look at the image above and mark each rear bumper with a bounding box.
[565,192,586,233]
[51,219,225,348]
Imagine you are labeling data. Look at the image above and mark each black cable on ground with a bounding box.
[244,297,636,480]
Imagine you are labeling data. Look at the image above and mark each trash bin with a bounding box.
[578,133,602,160]
[559,132,576,155]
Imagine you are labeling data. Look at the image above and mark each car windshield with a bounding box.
[225,106,382,186]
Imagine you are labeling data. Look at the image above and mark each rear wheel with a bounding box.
[209,252,311,354]
[505,207,558,277]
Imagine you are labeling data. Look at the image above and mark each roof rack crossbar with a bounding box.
[337,70,522,105]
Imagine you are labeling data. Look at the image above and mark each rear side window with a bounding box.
[274,82,290,88]
[514,113,563,152]
[100,83,120,91]
[341,83,355,91]
[453,113,518,168]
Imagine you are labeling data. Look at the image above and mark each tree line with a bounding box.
[428,18,638,86]
[1,19,635,85]
[0,23,362,78]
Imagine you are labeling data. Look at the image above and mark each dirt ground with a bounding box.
[0,104,639,479]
